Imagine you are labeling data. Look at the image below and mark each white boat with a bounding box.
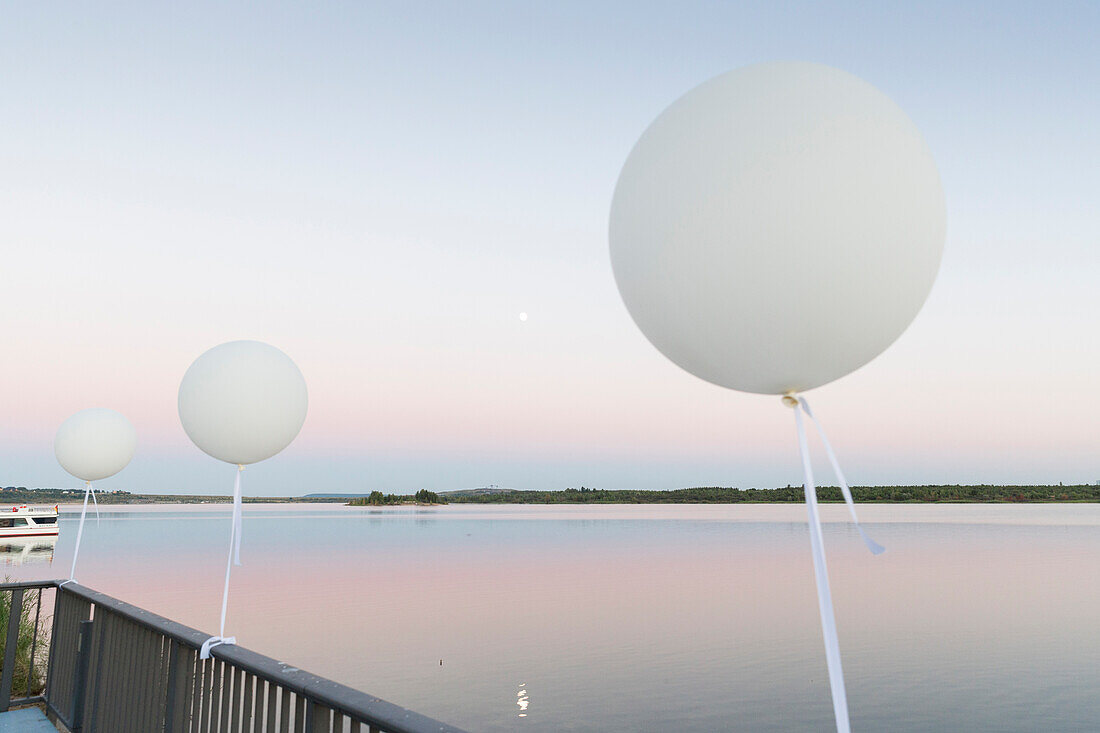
[0,505,60,537]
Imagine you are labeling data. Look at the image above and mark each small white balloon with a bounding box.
[178,340,308,465]
[610,62,945,394]
[519,312,528,322]
[55,408,136,482]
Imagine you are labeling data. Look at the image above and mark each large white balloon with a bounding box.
[55,408,136,482]
[610,62,946,395]
[178,340,308,465]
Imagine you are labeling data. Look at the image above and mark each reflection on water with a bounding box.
[0,536,56,567]
[517,682,529,718]
[10,503,1100,732]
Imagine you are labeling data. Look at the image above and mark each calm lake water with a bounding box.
[7,503,1100,732]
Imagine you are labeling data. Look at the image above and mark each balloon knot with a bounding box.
[237,464,244,472]
[781,393,800,408]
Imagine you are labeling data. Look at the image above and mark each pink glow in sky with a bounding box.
[1,3,1096,494]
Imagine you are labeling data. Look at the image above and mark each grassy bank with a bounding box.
[0,585,48,698]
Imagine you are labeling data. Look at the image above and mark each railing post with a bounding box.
[0,588,24,711]
[44,586,63,716]
[70,619,93,732]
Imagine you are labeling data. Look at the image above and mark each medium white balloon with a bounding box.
[178,340,308,465]
[610,62,946,394]
[55,408,137,482]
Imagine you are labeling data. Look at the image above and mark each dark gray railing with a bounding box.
[0,580,466,733]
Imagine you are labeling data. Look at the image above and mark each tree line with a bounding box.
[444,484,1100,504]
[348,489,446,506]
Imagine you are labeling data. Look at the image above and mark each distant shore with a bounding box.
[3,484,1098,505]
[440,485,1100,504]
[0,488,342,505]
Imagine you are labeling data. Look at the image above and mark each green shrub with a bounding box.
[0,585,49,698]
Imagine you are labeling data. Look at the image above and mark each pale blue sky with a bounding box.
[1,2,1097,494]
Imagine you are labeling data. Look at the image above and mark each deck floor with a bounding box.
[0,707,57,732]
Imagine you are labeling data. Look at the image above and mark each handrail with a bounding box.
[0,579,467,733]
[0,579,63,591]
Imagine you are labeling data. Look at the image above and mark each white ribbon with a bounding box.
[230,465,243,566]
[68,481,101,582]
[202,464,244,660]
[797,396,884,556]
[789,394,884,733]
[199,635,236,660]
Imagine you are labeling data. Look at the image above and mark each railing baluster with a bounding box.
[183,645,198,733]
[179,642,195,732]
[302,700,314,733]
[202,656,217,733]
[26,587,43,697]
[109,611,130,733]
[95,610,112,733]
[149,632,164,731]
[231,664,243,733]
[155,633,172,732]
[84,607,102,733]
[257,675,266,733]
[279,687,291,733]
[88,607,113,733]
[308,703,331,733]
[191,656,208,733]
[265,681,278,733]
[243,672,255,732]
[103,611,122,733]
[122,621,137,733]
[212,659,226,733]
[226,664,237,733]
[70,620,93,731]
[253,674,263,732]
[134,623,152,733]
[147,625,163,732]
[165,639,193,733]
[45,587,62,713]
[230,666,244,733]
[0,587,25,711]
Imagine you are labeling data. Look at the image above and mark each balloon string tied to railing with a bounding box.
[785,392,884,733]
[201,464,244,660]
[67,480,101,583]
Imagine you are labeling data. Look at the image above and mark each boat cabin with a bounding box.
[0,505,60,537]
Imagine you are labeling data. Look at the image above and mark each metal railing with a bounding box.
[0,580,466,733]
